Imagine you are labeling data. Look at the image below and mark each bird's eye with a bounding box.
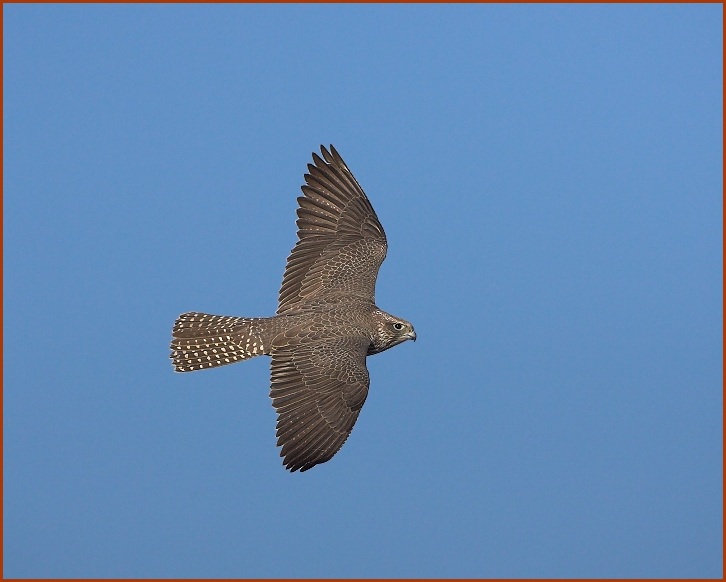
[393,323,404,330]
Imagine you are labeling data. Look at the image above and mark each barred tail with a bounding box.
[170,312,269,372]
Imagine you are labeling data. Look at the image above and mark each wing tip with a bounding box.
[315,144,345,170]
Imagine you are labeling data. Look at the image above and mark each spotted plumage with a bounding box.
[170,145,415,472]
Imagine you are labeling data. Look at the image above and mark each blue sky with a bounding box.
[3,3,722,578]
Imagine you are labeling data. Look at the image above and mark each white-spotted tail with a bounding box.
[170,312,268,372]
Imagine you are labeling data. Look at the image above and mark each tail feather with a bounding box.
[170,312,268,372]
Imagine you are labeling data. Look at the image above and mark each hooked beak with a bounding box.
[406,330,417,342]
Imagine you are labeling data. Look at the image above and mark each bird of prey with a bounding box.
[170,145,416,472]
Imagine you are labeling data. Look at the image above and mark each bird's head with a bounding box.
[370,310,416,354]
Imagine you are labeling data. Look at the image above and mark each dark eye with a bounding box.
[393,323,404,330]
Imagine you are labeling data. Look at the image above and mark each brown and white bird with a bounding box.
[170,145,415,472]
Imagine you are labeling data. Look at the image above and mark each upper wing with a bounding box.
[270,336,371,472]
[277,145,387,314]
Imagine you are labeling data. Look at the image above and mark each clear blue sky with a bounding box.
[3,4,722,578]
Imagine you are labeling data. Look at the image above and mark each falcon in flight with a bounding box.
[170,145,416,472]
